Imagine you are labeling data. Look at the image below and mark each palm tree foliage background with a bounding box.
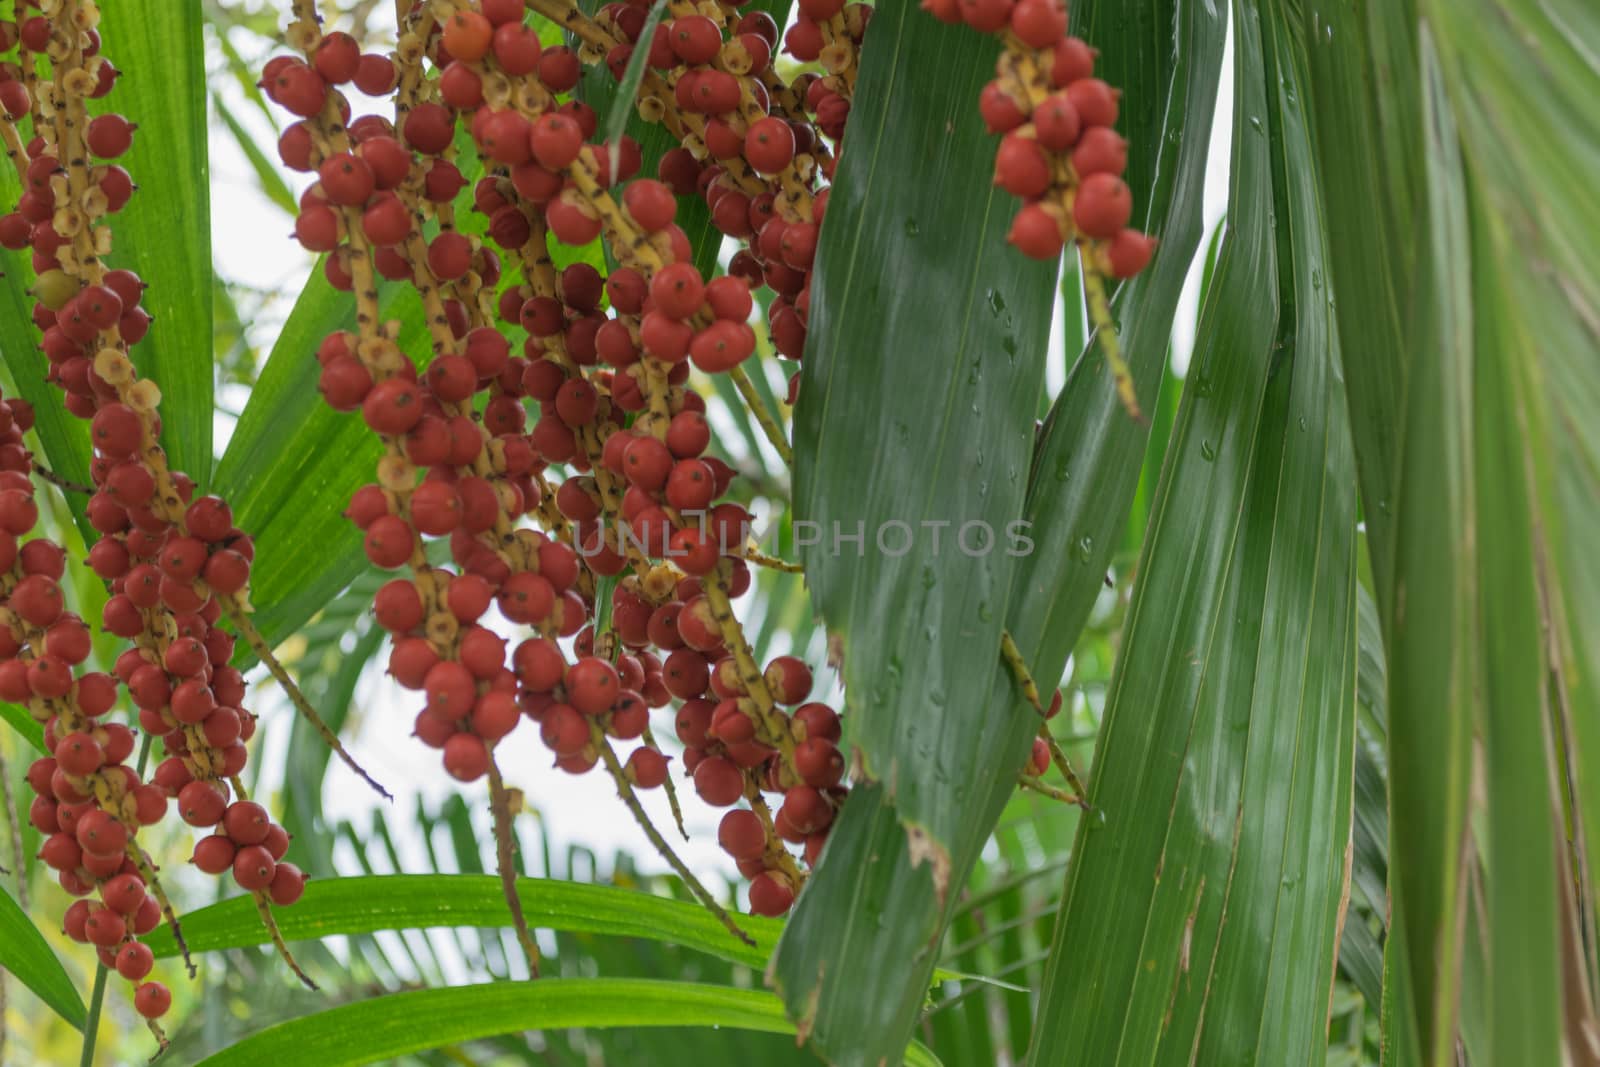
[0,0,1594,1063]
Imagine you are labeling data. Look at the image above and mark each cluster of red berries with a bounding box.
[0,387,173,1023]
[922,0,1156,276]
[1,0,306,1037]
[262,0,862,916]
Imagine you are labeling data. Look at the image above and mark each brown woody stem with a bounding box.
[222,596,392,801]
[31,463,92,495]
[595,732,755,946]
[1017,774,1082,805]
[999,630,1045,714]
[728,365,793,466]
[1038,722,1091,808]
[642,724,689,841]
[487,757,542,977]
[254,895,319,990]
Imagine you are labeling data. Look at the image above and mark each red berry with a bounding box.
[86,114,135,158]
[530,113,584,170]
[85,907,127,947]
[669,16,723,64]
[566,657,620,715]
[1033,93,1081,151]
[233,844,276,890]
[268,862,307,906]
[314,32,361,83]
[764,656,812,704]
[693,756,744,807]
[650,262,705,319]
[748,873,794,915]
[958,0,1014,33]
[744,117,795,175]
[427,232,474,281]
[1066,78,1120,129]
[442,733,490,782]
[1051,37,1097,87]
[1072,127,1128,177]
[1107,229,1159,279]
[134,982,171,1019]
[626,747,669,787]
[179,781,228,827]
[622,179,676,231]
[223,801,272,845]
[1009,0,1066,48]
[1073,173,1132,240]
[718,809,767,860]
[996,135,1052,198]
[115,941,155,981]
[1008,203,1064,260]
[319,152,374,205]
[794,737,844,788]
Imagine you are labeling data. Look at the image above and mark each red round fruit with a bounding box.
[718,809,767,860]
[1107,228,1158,279]
[626,746,669,788]
[1073,173,1133,239]
[223,801,272,845]
[1007,203,1064,260]
[622,179,676,231]
[1066,78,1120,129]
[442,733,490,782]
[1010,0,1066,48]
[566,657,620,715]
[116,941,155,981]
[134,982,172,1019]
[1072,127,1128,177]
[269,862,307,906]
[692,756,744,807]
[744,117,796,175]
[748,873,794,916]
[995,134,1051,199]
[649,262,704,319]
[233,844,276,890]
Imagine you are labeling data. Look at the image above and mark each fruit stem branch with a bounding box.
[31,462,93,495]
[1017,774,1080,805]
[254,895,319,990]
[222,595,392,800]
[126,845,195,978]
[1081,259,1142,422]
[1036,724,1091,810]
[747,788,804,885]
[727,365,792,466]
[486,756,541,977]
[999,629,1044,714]
[641,724,689,840]
[526,0,619,54]
[595,732,755,946]
[700,564,795,764]
[742,546,803,574]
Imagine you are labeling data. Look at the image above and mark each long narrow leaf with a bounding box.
[142,874,781,971]
[770,0,1227,1061]
[96,1,214,483]
[192,980,943,1067]
[0,882,86,1031]
[1027,2,1359,1059]
[0,701,45,754]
